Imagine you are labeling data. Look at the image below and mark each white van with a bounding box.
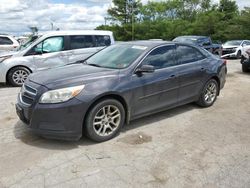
[0,30,114,86]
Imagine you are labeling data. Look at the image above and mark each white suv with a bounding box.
[222,40,250,59]
[0,35,20,51]
[0,30,115,86]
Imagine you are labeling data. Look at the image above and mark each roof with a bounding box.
[42,30,113,37]
[175,35,209,39]
[117,40,174,48]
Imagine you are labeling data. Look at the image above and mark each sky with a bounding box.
[0,0,250,36]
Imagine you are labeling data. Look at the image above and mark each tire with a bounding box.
[85,99,125,142]
[197,79,219,107]
[236,50,241,59]
[7,67,31,87]
[242,64,249,72]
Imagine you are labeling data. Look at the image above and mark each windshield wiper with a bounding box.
[87,63,102,67]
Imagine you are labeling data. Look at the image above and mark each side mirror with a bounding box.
[135,65,155,74]
[203,42,211,46]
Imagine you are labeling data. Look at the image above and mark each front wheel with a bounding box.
[242,64,249,72]
[85,99,125,142]
[197,79,218,107]
[7,67,31,87]
[236,50,242,59]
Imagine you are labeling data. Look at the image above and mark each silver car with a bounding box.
[0,30,115,86]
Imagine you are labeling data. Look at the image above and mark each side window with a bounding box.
[176,45,205,64]
[202,38,211,46]
[95,35,111,47]
[142,45,176,69]
[0,37,13,45]
[243,41,250,46]
[70,35,94,49]
[34,36,64,53]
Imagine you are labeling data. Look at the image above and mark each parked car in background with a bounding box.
[221,40,250,59]
[0,34,20,51]
[241,47,250,72]
[16,41,227,142]
[173,36,222,56]
[0,30,115,86]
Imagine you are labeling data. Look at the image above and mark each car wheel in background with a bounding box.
[85,99,125,142]
[197,79,218,107]
[7,67,31,87]
[242,64,249,72]
[237,50,242,59]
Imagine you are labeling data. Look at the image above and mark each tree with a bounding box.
[218,0,239,20]
[107,0,142,25]
[29,26,38,35]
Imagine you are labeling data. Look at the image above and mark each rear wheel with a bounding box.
[242,64,249,72]
[85,99,125,142]
[197,79,218,107]
[7,67,31,87]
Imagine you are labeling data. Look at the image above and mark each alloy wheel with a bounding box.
[93,105,121,137]
[204,82,217,104]
[12,69,29,85]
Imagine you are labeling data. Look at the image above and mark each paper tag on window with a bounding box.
[131,46,147,50]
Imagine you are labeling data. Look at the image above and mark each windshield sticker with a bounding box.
[131,46,148,50]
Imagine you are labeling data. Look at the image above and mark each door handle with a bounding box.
[170,74,175,78]
[201,67,206,71]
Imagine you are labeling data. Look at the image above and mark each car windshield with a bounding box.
[224,40,242,46]
[19,35,41,50]
[86,44,147,69]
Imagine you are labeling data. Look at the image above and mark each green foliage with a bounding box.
[97,0,250,42]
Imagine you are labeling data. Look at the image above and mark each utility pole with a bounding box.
[132,2,134,41]
[51,22,54,30]
[128,0,134,40]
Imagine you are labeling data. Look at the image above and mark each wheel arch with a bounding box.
[6,65,32,84]
[209,75,220,95]
[83,93,130,128]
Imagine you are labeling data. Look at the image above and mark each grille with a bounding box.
[222,48,236,55]
[20,84,37,106]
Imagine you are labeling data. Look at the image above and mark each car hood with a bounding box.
[0,50,19,57]
[222,45,239,49]
[29,63,120,89]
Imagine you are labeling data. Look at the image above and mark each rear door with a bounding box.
[130,45,179,117]
[67,35,98,63]
[176,45,207,103]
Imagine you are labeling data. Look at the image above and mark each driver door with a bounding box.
[31,36,68,71]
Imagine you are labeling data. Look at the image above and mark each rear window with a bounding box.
[176,45,205,64]
[70,35,95,49]
[94,35,111,47]
[0,37,13,45]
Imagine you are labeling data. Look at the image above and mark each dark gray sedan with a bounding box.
[16,41,227,142]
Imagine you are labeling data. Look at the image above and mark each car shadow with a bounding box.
[14,121,95,150]
[14,103,197,150]
[122,103,197,133]
[0,83,9,88]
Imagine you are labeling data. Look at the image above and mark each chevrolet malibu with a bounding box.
[16,41,227,142]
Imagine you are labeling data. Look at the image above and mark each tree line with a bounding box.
[96,0,250,42]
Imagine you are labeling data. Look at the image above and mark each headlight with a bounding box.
[0,55,12,63]
[39,85,85,104]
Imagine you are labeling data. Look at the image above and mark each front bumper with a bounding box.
[16,96,89,141]
[221,49,237,58]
